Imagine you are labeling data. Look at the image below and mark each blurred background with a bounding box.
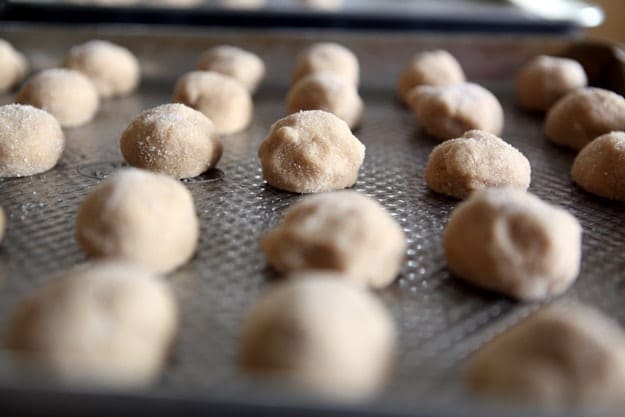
[588,0,625,42]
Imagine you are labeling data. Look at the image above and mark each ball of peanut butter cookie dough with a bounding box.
[7,261,178,387]
[76,168,199,273]
[258,110,365,193]
[408,83,503,141]
[0,104,65,178]
[196,45,265,93]
[0,39,28,93]
[262,191,405,288]
[120,103,222,179]
[443,188,581,301]
[240,273,396,400]
[516,55,587,112]
[286,72,363,129]
[16,68,99,128]
[425,130,531,199]
[545,87,625,151]
[397,50,465,104]
[172,70,252,135]
[292,42,359,86]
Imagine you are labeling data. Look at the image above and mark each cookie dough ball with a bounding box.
[64,40,140,99]
[286,72,363,129]
[443,188,581,301]
[467,303,625,409]
[16,68,99,128]
[196,45,265,93]
[545,88,625,151]
[408,83,503,141]
[76,168,199,273]
[120,103,222,179]
[0,207,5,243]
[262,191,405,288]
[0,39,28,93]
[397,50,465,104]
[240,274,396,400]
[0,104,65,177]
[425,130,531,199]
[172,70,252,135]
[516,55,587,112]
[301,0,343,10]
[292,42,359,86]
[258,110,365,193]
[7,261,178,387]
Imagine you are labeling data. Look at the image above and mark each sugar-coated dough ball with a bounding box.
[571,131,625,201]
[425,130,531,199]
[261,191,405,288]
[172,70,252,135]
[240,274,396,400]
[286,72,363,129]
[16,69,99,128]
[120,103,222,179]
[0,207,5,243]
[292,42,359,86]
[397,50,465,103]
[258,110,365,193]
[516,55,587,112]
[0,39,28,93]
[443,188,581,301]
[196,45,265,93]
[0,104,65,177]
[545,88,625,151]
[408,83,503,141]
[7,261,178,387]
[64,40,140,99]
[467,303,625,409]
[76,168,199,273]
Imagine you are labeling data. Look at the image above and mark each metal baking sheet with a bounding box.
[0,25,624,417]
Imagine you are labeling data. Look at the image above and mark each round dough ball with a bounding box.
[397,50,465,104]
[467,303,625,409]
[286,72,363,129]
[196,45,265,93]
[515,55,587,112]
[261,191,406,288]
[240,273,396,400]
[120,103,222,179]
[292,42,359,86]
[0,104,65,178]
[571,131,625,201]
[7,261,178,387]
[408,83,503,141]
[545,87,625,151]
[425,130,531,199]
[258,110,365,193]
[64,39,140,99]
[443,188,581,301]
[0,207,5,243]
[0,39,28,93]
[75,168,199,273]
[172,70,252,135]
[16,68,99,128]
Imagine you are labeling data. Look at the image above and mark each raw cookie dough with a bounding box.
[286,72,363,129]
[571,131,625,201]
[196,45,265,93]
[545,87,625,151]
[258,110,365,193]
[261,191,406,288]
[467,303,625,409]
[7,261,178,387]
[292,42,359,86]
[515,55,587,112]
[443,188,581,301]
[120,103,222,179]
[425,130,531,199]
[172,70,252,135]
[75,168,199,273]
[16,68,100,127]
[64,39,140,99]
[240,273,396,400]
[397,50,465,104]
[408,83,503,141]
[0,39,28,93]
[0,104,65,177]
